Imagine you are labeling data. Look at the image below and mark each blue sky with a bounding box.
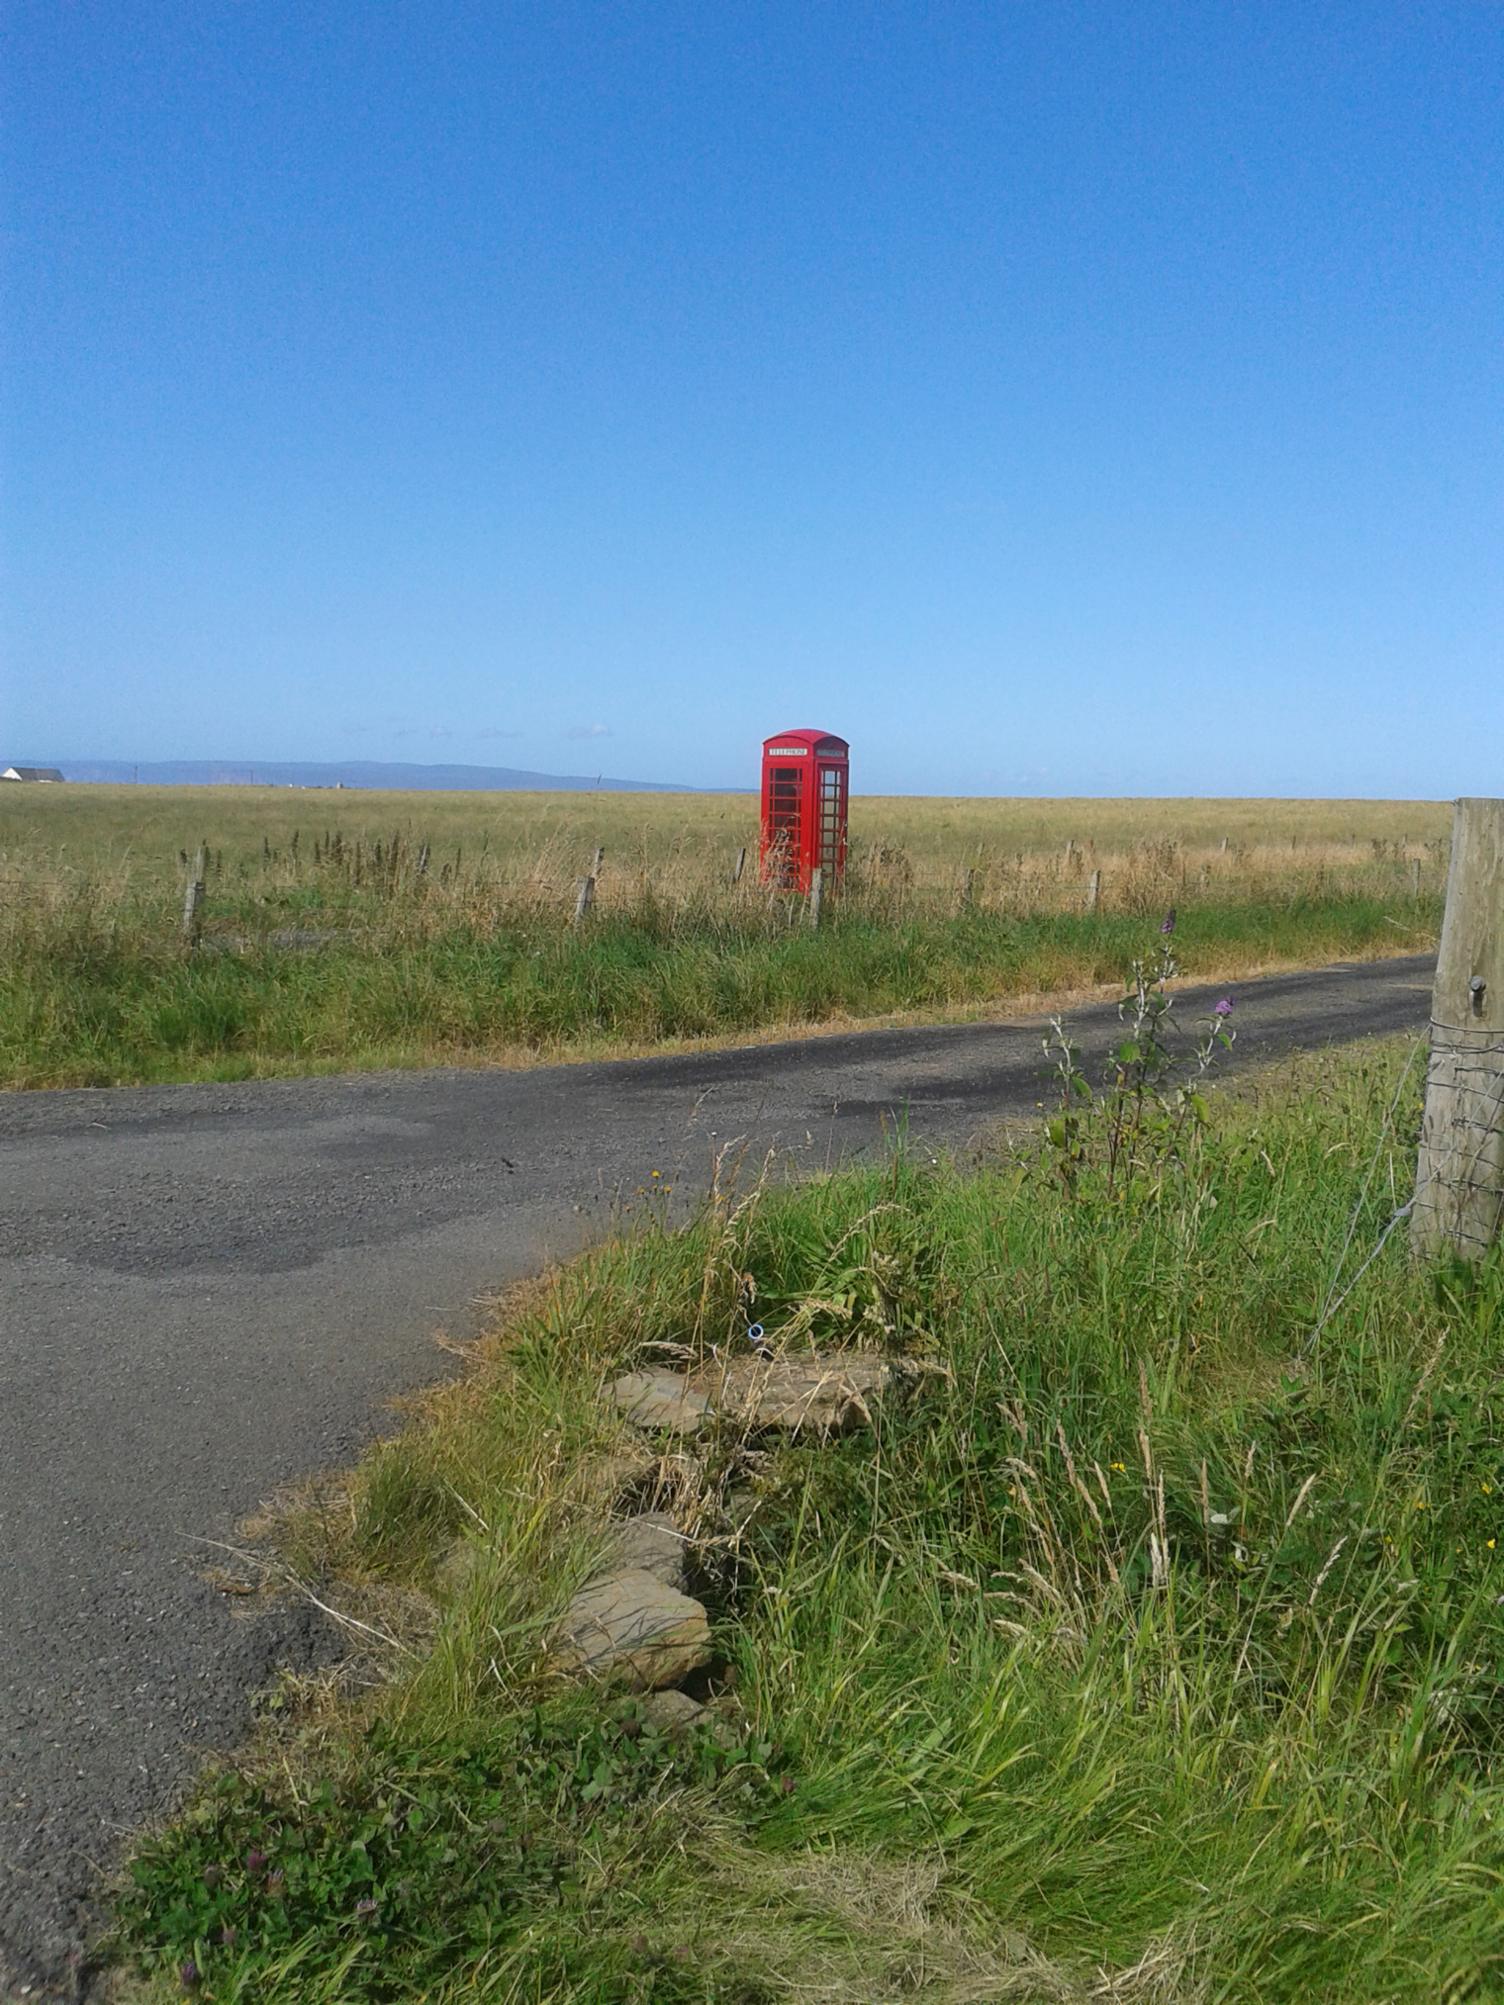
[4,2,1501,795]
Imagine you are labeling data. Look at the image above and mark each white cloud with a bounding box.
[566,722,611,741]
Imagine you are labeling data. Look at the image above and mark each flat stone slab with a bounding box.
[610,1369,712,1436]
[691,1353,889,1435]
[612,1354,889,1440]
[552,1568,711,1691]
[606,1512,689,1589]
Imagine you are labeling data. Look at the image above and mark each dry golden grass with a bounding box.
[0,780,1449,862]
[0,783,1451,918]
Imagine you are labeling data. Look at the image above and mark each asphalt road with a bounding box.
[0,953,1434,1999]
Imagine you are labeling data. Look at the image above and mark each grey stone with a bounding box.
[553,1568,711,1691]
[611,1369,712,1436]
[607,1512,689,1589]
[638,1689,744,1750]
[637,1688,709,1735]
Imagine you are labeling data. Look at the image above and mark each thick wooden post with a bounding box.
[732,845,747,885]
[807,866,823,930]
[1413,798,1504,1260]
[181,847,206,946]
[1085,869,1102,914]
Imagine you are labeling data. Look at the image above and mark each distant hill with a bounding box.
[35,759,694,793]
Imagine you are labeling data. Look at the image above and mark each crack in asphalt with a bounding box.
[0,955,1434,1999]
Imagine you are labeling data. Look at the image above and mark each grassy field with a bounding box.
[0,786,1447,1088]
[108,1036,1504,2003]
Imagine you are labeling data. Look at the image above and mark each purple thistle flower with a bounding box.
[244,1847,268,1875]
[179,1960,201,1992]
[355,1897,379,1917]
[1160,909,1177,935]
[1213,997,1234,1017]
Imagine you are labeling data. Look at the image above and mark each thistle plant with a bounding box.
[1044,916,1236,1197]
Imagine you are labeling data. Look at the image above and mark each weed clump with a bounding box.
[118,1708,783,2001]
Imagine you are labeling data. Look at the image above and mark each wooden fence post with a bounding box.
[571,846,604,927]
[1085,869,1101,914]
[181,847,206,947]
[807,866,823,930]
[1412,798,1504,1261]
[732,845,747,885]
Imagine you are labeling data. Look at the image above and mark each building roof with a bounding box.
[2,766,65,781]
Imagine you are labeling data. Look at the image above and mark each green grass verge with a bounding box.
[2,895,1436,1087]
[109,1039,1504,2002]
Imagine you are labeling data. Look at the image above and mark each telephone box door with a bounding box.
[815,758,848,882]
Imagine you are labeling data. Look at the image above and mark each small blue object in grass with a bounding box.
[747,1323,767,1347]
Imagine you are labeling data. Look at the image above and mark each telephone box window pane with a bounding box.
[770,768,801,826]
[767,763,802,885]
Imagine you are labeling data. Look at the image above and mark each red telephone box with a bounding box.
[760,729,849,891]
